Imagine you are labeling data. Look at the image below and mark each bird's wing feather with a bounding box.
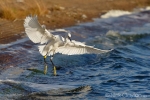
[24,16,54,44]
[56,40,112,55]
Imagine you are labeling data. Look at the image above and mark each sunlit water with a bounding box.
[0,10,150,100]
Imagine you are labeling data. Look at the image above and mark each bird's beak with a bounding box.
[68,36,72,41]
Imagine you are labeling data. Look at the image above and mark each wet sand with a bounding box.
[0,0,149,44]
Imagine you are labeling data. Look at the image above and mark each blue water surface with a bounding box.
[0,11,150,100]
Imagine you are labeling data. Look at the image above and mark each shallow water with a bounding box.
[0,10,150,100]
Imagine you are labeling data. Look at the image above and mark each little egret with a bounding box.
[24,16,112,75]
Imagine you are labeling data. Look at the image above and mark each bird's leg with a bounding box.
[43,55,48,74]
[50,56,57,76]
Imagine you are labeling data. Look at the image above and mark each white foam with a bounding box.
[101,6,150,19]
[133,6,150,12]
[145,6,150,10]
[101,10,131,18]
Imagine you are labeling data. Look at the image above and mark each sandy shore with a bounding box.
[0,0,150,44]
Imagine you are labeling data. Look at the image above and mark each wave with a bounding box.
[85,27,150,50]
[101,6,150,19]
[101,10,131,18]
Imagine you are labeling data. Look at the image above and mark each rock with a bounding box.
[59,6,65,10]
[54,5,65,11]
[82,14,87,19]
[46,14,51,18]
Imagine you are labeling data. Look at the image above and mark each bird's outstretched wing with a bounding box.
[56,40,112,55]
[24,16,54,44]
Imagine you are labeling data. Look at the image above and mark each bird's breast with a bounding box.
[53,41,63,47]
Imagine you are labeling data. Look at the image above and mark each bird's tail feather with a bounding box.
[38,45,53,56]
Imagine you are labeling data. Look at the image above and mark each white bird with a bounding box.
[24,16,112,75]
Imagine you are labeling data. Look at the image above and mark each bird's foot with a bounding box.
[44,63,48,74]
[44,55,47,59]
[53,66,57,76]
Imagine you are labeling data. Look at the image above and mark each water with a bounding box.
[0,10,150,100]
